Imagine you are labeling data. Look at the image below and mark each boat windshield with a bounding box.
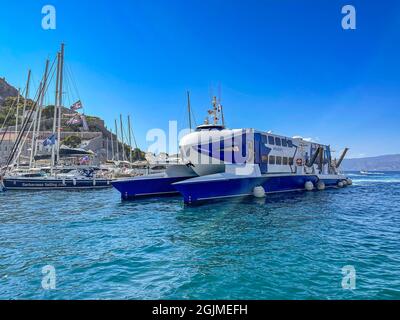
[196,124,225,131]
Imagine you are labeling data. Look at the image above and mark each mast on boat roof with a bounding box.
[200,96,225,129]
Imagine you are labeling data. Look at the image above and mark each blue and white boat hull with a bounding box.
[173,167,348,204]
[111,164,197,200]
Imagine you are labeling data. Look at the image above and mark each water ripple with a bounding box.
[1,172,400,299]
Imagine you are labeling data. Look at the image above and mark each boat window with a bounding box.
[269,155,275,165]
[289,157,294,165]
[276,156,282,165]
[283,157,288,165]
[262,155,268,163]
[275,138,282,146]
[282,139,288,147]
[287,140,293,148]
[268,136,275,145]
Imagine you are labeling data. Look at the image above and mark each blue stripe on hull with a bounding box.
[112,176,190,200]
[174,175,322,204]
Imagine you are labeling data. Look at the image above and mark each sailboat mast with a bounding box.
[33,59,50,161]
[15,88,20,141]
[22,70,31,123]
[110,131,114,161]
[120,114,126,161]
[127,115,133,164]
[106,137,109,161]
[51,52,61,174]
[57,43,65,163]
[115,119,119,161]
[28,80,42,168]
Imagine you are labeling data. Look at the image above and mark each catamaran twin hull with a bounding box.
[112,169,348,204]
[111,129,351,204]
[2,177,112,190]
[172,171,348,204]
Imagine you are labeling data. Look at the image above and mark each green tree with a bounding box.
[62,135,82,148]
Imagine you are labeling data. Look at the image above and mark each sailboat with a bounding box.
[0,44,112,191]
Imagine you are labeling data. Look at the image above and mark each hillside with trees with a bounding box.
[0,77,146,162]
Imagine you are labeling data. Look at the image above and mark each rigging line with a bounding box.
[3,55,57,171]
[64,73,71,110]
[0,98,18,130]
[66,62,81,102]
[191,106,198,128]
[3,83,42,171]
[67,64,78,103]
[0,95,19,146]
[131,126,138,150]
[0,125,9,147]
[0,86,28,132]
[0,87,28,143]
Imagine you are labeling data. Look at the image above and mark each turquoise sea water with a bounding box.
[1,172,400,300]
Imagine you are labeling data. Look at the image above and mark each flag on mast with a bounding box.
[70,100,83,111]
[43,134,56,146]
[66,115,82,125]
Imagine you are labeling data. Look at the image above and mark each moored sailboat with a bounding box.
[0,44,112,191]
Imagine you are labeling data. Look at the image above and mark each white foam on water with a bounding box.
[353,178,400,185]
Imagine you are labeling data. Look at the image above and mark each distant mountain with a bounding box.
[342,154,400,171]
[0,77,18,106]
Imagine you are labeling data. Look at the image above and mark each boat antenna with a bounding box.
[220,104,225,127]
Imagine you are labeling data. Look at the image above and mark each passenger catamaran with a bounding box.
[0,44,112,191]
[112,97,352,204]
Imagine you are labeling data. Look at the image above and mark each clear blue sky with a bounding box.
[1,0,399,157]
